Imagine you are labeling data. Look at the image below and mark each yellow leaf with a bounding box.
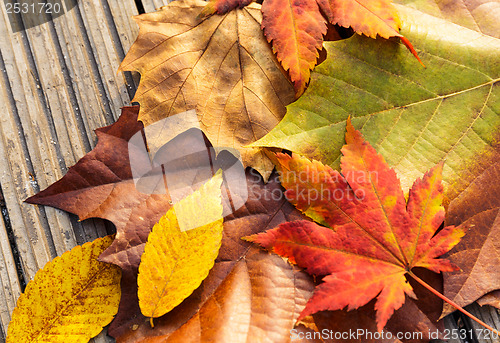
[138,173,224,325]
[7,236,121,343]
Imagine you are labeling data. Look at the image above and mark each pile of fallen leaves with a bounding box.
[7,0,500,342]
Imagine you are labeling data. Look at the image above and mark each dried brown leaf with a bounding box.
[119,0,295,180]
[116,171,317,342]
[442,150,500,317]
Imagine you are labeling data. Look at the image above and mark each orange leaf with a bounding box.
[319,0,423,64]
[319,0,401,39]
[200,0,254,17]
[247,118,465,331]
[261,0,327,96]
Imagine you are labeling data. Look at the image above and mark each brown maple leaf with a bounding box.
[26,104,298,339]
[119,0,295,180]
[26,104,316,340]
[441,148,500,317]
[246,119,464,330]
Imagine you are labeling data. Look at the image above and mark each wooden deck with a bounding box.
[0,0,498,342]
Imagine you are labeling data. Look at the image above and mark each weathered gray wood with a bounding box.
[0,0,138,340]
[0,212,20,335]
[466,304,500,343]
[141,0,169,13]
[442,315,463,343]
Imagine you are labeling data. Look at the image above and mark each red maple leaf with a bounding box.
[246,118,464,330]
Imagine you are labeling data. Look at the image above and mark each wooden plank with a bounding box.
[0,207,21,336]
[0,8,57,276]
[443,315,463,343]
[107,0,140,51]
[141,0,169,13]
[466,304,500,343]
[77,0,133,119]
[0,0,139,339]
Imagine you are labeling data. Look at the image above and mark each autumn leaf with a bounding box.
[478,290,500,309]
[314,271,444,343]
[138,174,224,324]
[395,0,500,38]
[392,0,500,202]
[247,119,465,331]
[119,0,295,180]
[200,0,254,16]
[115,171,317,343]
[24,106,244,339]
[7,236,121,343]
[440,148,500,317]
[319,0,402,40]
[261,0,327,96]
[252,1,500,195]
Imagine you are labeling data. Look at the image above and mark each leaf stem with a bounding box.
[407,271,500,335]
